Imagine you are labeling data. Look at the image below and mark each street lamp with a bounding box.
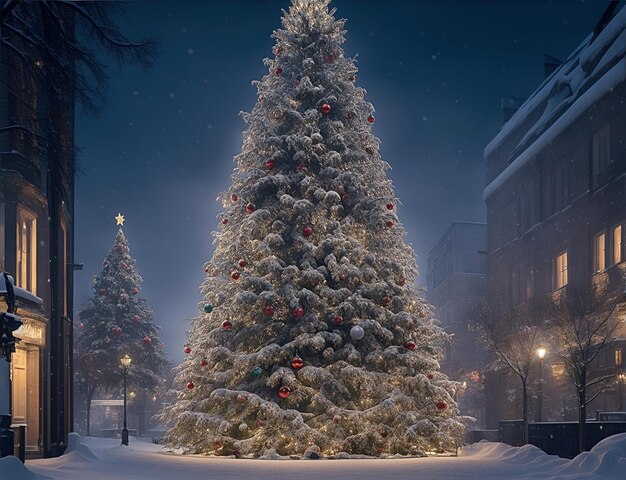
[120,354,132,446]
[536,346,546,422]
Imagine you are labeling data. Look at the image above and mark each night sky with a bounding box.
[74,0,613,364]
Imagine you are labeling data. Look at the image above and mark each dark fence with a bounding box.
[465,429,499,444]
[497,420,626,458]
[499,420,525,447]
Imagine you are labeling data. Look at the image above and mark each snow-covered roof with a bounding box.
[483,5,626,200]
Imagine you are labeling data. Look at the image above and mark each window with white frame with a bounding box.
[592,125,610,188]
[613,225,623,265]
[555,250,568,290]
[16,208,37,295]
[594,231,606,273]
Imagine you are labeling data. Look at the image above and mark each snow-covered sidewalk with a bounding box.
[1,433,624,480]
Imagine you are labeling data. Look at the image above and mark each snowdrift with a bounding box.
[63,432,100,462]
[462,433,626,478]
[0,455,39,480]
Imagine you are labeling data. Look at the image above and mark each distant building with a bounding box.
[483,4,626,424]
[427,222,488,423]
[427,222,487,373]
[0,17,75,456]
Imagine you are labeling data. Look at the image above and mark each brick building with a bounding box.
[483,4,626,425]
[0,11,76,456]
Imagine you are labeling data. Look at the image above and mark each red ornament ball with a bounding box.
[341,192,349,202]
[291,356,304,369]
[133,314,141,323]
[293,306,305,318]
[324,53,334,63]
[79,322,84,329]
[238,259,247,268]
[386,202,394,210]
[385,220,394,228]
[233,448,241,458]
[204,266,209,273]
[303,226,313,237]
[214,440,223,450]
[383,296,392,306]
[231,194,238,203]
[200,359,208,367]
[245,203,255,214]
[231,271,240,280]
[278,386,291,399]
[143,336,152,346]
[366,146,374,155]
[113,327,122,336]
[320,103,331,114]
[99,288,106,296]
[398,277,406,286]
[221,218,228,225]
[263,305,275,317]
[427,373,434,380]
[274,67,282,76]
[265,160,276,169]
[333,415,340,424]
[349,75,356,82]
[405,340,416,351]
[132,287,139,295]
[186,382,194,390]
[184,346,191,354]
[437,400,448,410]
[296,162,307,172]
[368,115,376,124]
[333,315,344,325]
[275,46,282,55]
[221,320,233,331]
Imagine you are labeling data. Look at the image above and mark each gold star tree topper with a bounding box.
[115,213,125,226]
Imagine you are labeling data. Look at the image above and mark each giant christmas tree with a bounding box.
[161,0,464,456]
[75,215,168,435]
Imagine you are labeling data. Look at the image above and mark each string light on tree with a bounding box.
[159,0,462,457]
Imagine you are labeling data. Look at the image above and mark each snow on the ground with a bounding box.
[1,433,621,480]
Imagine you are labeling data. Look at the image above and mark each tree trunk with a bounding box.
[578,369,587,453]
[521,377,528,445]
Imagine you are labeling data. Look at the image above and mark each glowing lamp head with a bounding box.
[537,347,546,360]
[120,354,132,369]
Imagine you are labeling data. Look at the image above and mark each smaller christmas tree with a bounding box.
[75,214,168,435]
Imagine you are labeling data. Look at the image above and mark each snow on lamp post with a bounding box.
[536,346,546,422]
[120,354,132,446]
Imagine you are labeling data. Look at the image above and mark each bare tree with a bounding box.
[0,0,158,176]
[546,281,625,453]
[472,302,544,443]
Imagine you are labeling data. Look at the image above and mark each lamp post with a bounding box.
[120,354,132,446]
[536,346,546,422]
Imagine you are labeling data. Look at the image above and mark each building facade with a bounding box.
[427,222,488,425]
[483,5,626,425]
[427,222,487,373]
[0,18,75,456]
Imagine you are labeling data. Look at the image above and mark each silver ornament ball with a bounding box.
[350,325,365,340]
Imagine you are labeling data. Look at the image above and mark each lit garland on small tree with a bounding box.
[75,214,167,435]
[160,0,465,457]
